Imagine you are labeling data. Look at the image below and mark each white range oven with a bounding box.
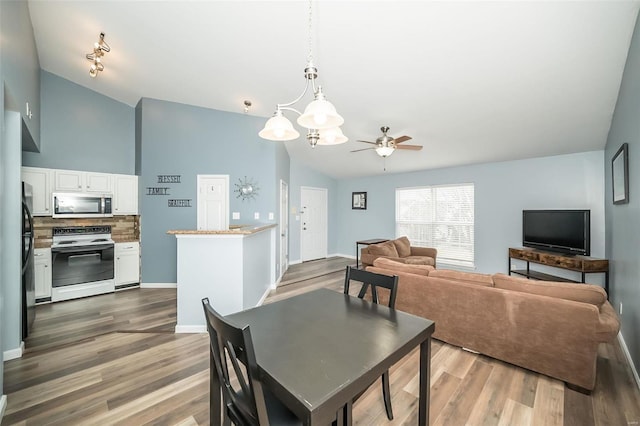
[51,226,115,302]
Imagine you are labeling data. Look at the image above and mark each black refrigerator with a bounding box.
[22,182,35,339]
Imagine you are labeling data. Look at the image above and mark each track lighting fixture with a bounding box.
[86,33,111,78]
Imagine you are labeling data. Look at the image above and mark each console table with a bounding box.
[508,247,609,296]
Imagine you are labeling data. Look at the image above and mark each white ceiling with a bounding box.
[28,1,640,179]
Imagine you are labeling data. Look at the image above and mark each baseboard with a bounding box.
[256,286,271,306]
[175,325,206,334]
[331,253,355,260]
[140,282,177,289]
[0,395,7,423]
[3,341,25,361]
[289,259,301,265]
[618,331,640,392]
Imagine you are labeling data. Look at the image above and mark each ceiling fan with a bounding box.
[351,126,423,157]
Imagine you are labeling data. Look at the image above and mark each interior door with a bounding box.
[280,180,289,278]
[300,187,328,262]
[197,175,229,231]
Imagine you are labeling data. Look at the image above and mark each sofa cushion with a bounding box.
[492,273,607,306]
[404,256,436,266]
[368,241,399,258]
[373,257,434,276]
[393,236,412,258]
[429,269,494,287]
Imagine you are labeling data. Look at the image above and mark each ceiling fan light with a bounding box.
[376,146,395,157]
[317,127,348,145]
[259,111,300,141]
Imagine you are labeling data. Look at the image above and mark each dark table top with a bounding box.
[227,288,435,424]
[356,238,389,245]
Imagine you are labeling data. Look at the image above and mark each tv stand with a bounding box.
[508,247,609,297]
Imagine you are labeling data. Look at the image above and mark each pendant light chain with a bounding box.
[307,0,313,64]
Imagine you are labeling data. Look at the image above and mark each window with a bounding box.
[396,184,475,268]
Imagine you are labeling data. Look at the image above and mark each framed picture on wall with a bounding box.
[352,192,367,210]
[612,143,629,205]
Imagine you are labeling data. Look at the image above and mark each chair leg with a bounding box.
[382,370,394,420]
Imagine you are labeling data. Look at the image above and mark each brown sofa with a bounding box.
[366,258,620,391]
[360,236,437,267]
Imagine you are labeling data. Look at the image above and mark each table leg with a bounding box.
[418,338,431,426]
[336,401,352,426]
[356,243,360,269]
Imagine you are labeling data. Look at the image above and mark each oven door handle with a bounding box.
[52,244,114,253]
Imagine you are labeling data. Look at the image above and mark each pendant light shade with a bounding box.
[259,111,300,141]
[296,87,343,130]
[317,127,348,145]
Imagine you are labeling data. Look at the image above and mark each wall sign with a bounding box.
[168,199,192,207]
[158,175,181,183]
[146,187,171,195]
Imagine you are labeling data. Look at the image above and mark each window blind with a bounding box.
[396,184,475,268]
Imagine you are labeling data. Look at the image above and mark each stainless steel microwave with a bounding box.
[52,193,113,218]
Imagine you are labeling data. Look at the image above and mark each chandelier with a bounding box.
[86,33,111,78]
[259,0,347,147]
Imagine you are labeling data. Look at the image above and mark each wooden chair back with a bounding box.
[344,266,399,308]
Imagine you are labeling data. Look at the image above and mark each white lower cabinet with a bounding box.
[34,248,52,301]
[115,242,140,287]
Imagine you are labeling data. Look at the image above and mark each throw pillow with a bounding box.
[429,269,494,286]
[393,236,412,258]
[368,241,399,258]
[373,257,434,276]
[492,273,606,306]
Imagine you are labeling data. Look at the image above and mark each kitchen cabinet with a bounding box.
[21,167,52,215]
[114,174,138,215]
[34,248,52,301]
[54,169,112,193]
[115,242,140,287]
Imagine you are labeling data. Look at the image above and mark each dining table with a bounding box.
[209,288,436,425]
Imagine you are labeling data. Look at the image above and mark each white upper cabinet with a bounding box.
[21,167,52,216]
[114,174,138,215]
[54,169,112,193]
[22,167,137,216]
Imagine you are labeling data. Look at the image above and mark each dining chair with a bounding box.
[202,297,302,426]
[343,266,399,420]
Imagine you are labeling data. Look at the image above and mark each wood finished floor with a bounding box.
[3,257,640,425]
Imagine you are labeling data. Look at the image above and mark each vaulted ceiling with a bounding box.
[28,1,640,178]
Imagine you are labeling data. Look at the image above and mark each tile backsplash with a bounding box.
[33,215,139,248]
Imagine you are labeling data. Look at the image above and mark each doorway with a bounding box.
[300,186,328,262]
[196,175,229,231]
[279,180,289,280]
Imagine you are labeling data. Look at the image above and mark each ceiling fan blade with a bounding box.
[394,136,413,144]
[396,144,423,151]
[356,140,377,145]
[350,147,376,153]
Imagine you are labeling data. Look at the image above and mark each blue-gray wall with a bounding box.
[1,0,41,398]
[604,11,640,380]
[1,0,40,149]
[289,160,339,263]
[336,151,606,282]
[22,71,135,174]
[138,98,286,283]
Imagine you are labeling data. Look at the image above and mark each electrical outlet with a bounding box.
[232,212,240,220]
[619,302,623,315]
[268,212,274,220]
[254,212,260,220]
[511,263,517,270]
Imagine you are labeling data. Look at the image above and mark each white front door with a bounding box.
[197,175,229,231]
[300,187,328,262]
[280,180,289,278]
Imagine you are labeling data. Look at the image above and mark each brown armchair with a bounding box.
[360,236,437,267]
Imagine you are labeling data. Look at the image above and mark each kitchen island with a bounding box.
[168,224,277,332]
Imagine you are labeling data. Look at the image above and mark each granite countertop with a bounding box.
[167,223,277,235]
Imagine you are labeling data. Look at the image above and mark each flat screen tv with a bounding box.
[522,210,590,256]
